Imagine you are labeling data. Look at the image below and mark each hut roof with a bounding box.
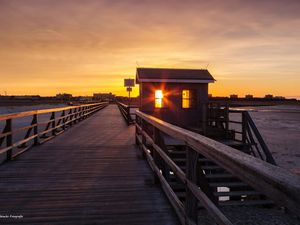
[136,68,215,84]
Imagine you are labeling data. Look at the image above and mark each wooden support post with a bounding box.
[135,117,139,145]
[242,112,246,145]
[152,127,161,184]
[74,108,78,123]
[79,107,82,121]
[20,115,36,148]
[33,114,38,145]
[87,106,90,117]
[185,146,198,225]
[6,119,12,161]
[127,106,133,124]
[141,120,147,159]
[225,104,229,138]
[201,103,207,135]
[62,110,66,130]
[153,127,170,182]
[51,112,56,136]
[82,107,86,119]
[197,157,218,205]
[126,106,130,124]
[69,109,73,126]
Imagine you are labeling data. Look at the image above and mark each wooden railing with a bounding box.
[207,104,276,165]
[229,110,276,164]
[0,102,108,163]
[135,110,300,225]
[116,101,137,125]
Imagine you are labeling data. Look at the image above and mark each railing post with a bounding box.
[242,112,247,144]
[79,107,83,120]
[135,116,139,145]
[77,107,80,121]
[69,109,73,126]
[33,114,38,145]
[74,108,78,123]
[82,107,85,119]
[62,110,66,130]
[153,127,170,182]
[141,120,146,159]
[225,104,229,138]
[201,103,207,135]
[51,112,56,136]
[152,127,161,184]
[86,106,88,116]
[127,106,131,124]
[6,119,12,161]
[185,146,198,225]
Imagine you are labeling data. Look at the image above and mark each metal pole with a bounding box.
[128,89,131,107]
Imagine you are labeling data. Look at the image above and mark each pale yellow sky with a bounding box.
[0,0,299,97]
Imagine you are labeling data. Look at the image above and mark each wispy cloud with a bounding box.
[0,0,299,96]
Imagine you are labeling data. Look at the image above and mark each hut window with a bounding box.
[155,90,163,108]
[182,90,196,108]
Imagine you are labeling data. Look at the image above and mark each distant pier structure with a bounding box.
[136,68,215,128]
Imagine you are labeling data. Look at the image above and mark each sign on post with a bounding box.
[124,79,135,87]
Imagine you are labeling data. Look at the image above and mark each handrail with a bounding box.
[135,110,300,224]
[208,105,276,165]
[243,111,276,164]
[116,101,137,125]
[0,103,102,121]
[228,110,276,165]
[0,102,108,163]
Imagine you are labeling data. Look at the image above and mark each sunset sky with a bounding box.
[0,0,299,97]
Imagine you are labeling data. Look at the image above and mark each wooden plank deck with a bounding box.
[0,105,179,225]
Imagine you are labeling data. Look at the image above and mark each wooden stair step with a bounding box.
[201,165,224,170]
[168,150,185,155]
[209,182,249,187]
[205,173,235,179]
[214,190,260,197]
[172,158,215,163]
[219,199,273,206]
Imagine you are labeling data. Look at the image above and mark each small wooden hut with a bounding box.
[136,68,215,129]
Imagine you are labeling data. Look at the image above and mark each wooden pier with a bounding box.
[0,103,300,225]
[0,105,179,225]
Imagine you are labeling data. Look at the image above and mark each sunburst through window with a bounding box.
[155,90,163,108]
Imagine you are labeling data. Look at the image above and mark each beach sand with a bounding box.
[236,105,300,174]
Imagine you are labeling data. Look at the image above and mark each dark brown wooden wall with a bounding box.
[139,82,209,127]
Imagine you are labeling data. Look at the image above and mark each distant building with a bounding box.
[264,94,273,99]
[230,94,238,99]
[0,95,41,100]
[14,95,41,100]
[78,96,93,101]
[93,93,115,101]
[274,96,285,100]
[0,95,10,100]
[245,94,253,99]
[208,94,213,98]
[56,93,72,100]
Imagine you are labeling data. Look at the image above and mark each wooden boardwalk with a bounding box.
[0,105,179,225]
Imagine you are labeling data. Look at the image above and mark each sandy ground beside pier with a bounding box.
[238,105,300,174]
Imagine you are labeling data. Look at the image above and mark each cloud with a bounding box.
[0,0,299,96]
